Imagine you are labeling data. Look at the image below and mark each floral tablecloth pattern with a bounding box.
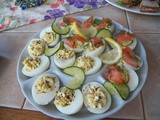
[0,0,108,32]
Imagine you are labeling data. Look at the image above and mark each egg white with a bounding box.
[27,38,45,58]
[54,87,83,115]
[54,52,76,69]
[40,27,59,47]
[32,74,60,105]
[83,41,106,57]
[64,43,84,53]
[123,55,143,71]
[22,55,50,77]
[82,82,111,114]
[75,56,102,75]
[124,65,139,92]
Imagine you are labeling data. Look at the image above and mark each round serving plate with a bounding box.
[17,16,148,120]
[106,0,160,16]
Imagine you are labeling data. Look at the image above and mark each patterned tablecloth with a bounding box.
[0,0,108,32]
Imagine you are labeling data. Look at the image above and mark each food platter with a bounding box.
[106,0,160,16]
[17,16,148,120]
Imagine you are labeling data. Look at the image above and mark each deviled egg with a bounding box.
[22,55,50,77]
[82,82,111,114]
[122,47,143,70]
[97,18,114,32]
[83,37,105,57]
[32,74,60,105]
[54,48,75,69]
[64,34,88,53]
[74,56,102,75]
[115,30,137,50]
[28,38,45,57]
[104,62,139,91]
[54,87,83,115]
[40,27,59,47]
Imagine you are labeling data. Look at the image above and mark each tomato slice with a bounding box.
[64,39,76,48]
[122,47,138,68]
[64,35,88,48]
[115,30,135,44]
[63,17,80,26]
[104,65,125,84]
[91,37,104,48]
[73,34,88,43]
[97,18,112,31]
[59,22,66,26]
[82,16,94,28]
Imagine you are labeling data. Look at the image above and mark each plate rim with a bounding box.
[106,0,160,16]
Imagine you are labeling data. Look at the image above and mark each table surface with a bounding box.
[0,5,160,120]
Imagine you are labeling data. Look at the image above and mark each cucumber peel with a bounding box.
[104,81,130,100]
[44,41,63,56]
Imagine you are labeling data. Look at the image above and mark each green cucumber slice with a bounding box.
[44,41,63,56]
[52,23,70,35]
[63,66,85,90]
[96,29,113,38]
[104,81,130,100]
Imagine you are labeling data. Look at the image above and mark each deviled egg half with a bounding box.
[54,87,83,115]
[104,62,139,92]
[96,18,114,33]
[40,26,59,47]
[82,82,111,114]
[22,55,50,77]
[64,34,88,53]
[122,47,143,70]
[83,37,105,57]
[32,74,60,105]
[74,56,102,75]
[54,48,75,69]
[28,38,45,57]
[115,30,137,50]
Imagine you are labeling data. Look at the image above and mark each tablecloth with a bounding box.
[0,0,108,32]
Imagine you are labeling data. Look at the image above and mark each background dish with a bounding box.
[106,0,160,16]
[17,16,148,120]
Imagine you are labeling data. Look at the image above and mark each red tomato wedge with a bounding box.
[97,18,112,31]
[122,47,138,68]
[91,37,104,48]
[73,34,88,43]
[59,17,80,26]
[104,65,125,84]
[115,30,135,44]
[64,35,88,48]
[82,16,94,28]
[64,39,76,48]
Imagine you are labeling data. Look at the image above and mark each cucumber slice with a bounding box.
[104,81,130,100]
[104,82,120,95]
[63,66,85,90]
[44,41,63,56]
[96,29,113,38]
[52,23,70,35]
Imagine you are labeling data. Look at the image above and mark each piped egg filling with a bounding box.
[54,87,75,107]
[28,41,45,56]
[22,57,40,72]
[42,32,56,45]
[84,42,96,52]
[75,56,95,71]
[35,76,56,94]
[86,86,107,109]
[57,49,75,60]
